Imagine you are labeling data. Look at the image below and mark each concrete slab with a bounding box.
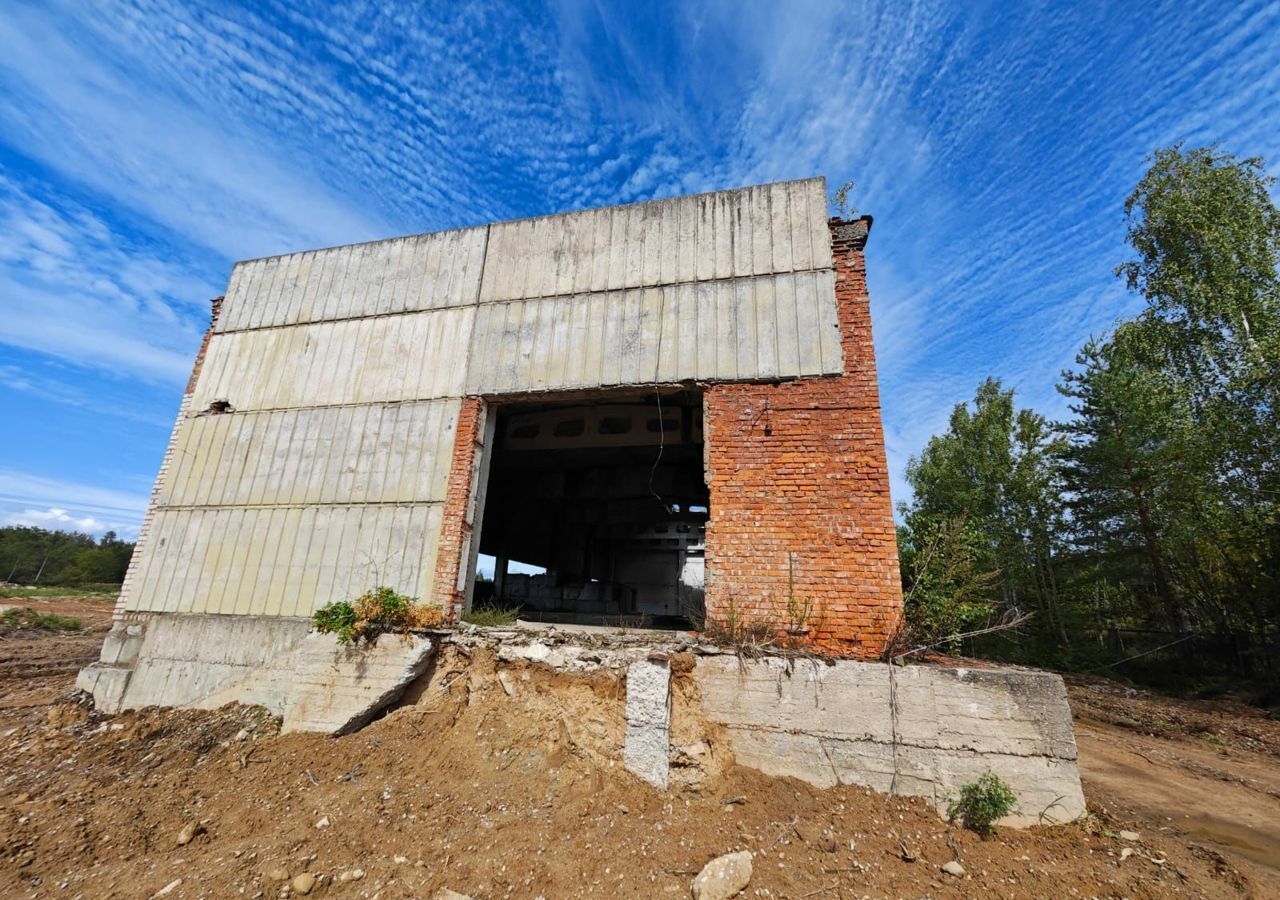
[694,657,1086,827]
[624,658,671,788]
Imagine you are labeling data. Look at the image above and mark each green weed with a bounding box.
[947,772,1017,836]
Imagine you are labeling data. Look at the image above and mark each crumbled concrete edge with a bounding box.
[284,634,437,735]
[624,658,672,788]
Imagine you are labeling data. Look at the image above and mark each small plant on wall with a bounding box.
[313,586,443,645]
[947,771,1017,836]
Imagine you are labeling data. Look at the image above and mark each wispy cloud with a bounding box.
[0,0,1277,528]
[2,507,128,539]
[0,469,149,539]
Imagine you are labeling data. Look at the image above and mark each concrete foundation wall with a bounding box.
[78,617,1084,829]
[693,656,1086,826]
[77,613,435,735]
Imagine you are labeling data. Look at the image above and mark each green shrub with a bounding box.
[462,605,520,627]
[313,600,359,643]
[312,587,444,644]
[947,771,1017,835]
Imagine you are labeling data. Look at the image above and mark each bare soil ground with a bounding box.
[2,595,1278,899]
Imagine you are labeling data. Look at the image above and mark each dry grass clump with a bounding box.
[313,587,443,644]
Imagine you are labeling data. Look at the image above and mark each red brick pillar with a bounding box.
[433,397,486,620]
[702,218,902,657]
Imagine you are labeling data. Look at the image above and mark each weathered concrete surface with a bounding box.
[286,633,434,734]
[78,613,436,734]
[624,658,672,788]
[694,656,1086,826]
[78,615,311,713]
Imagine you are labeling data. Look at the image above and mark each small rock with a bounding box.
[314,816,330,829]
[265,867,290,881]
[434,890,473,900]
[235,728,250,741]
[941,860,966,877]
[337,869,365,883]
[692,850,753,900]
[1120,847,1134,862]
[1119,830,1140,842]
[152,879,183,898]
[497,671,517,697]
[394,855,409,864]
[176,821,203,846]
[291,873,316,895]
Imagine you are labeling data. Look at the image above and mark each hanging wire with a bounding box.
[647,387,673,515]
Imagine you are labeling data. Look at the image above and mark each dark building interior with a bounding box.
[475,390,708,627]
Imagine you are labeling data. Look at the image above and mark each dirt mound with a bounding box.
[1,637,1269,899]
[0,594,114,711]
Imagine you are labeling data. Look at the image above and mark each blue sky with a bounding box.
[2,0,1278,539]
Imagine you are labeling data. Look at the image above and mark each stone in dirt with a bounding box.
[1119,830,1140,841]
[941,860,966,877]
[265,866,290,881]
[623,658,671,788]
[176,821,202,845]
[151,879,182,897]
[692,850,753,900]
[291,872,317,894]
[434,890,473,900]
[337,868,365,882]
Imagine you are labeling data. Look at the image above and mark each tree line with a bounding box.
[0,526,135,586]
[897,145,1279,693]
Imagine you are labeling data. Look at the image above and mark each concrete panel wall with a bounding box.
[465,271,840,395]
[158,400,459,508]
[192,308,475,411]
[128,504,442,616]
[216,226,488,332]
[479,179,833,301]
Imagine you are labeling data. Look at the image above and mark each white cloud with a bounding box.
[0,470,148,539]
[1,507,130,539]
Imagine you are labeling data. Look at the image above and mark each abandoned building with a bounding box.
[91,176,901,658]
[77,177,1086,823]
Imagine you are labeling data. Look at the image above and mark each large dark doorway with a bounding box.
[474,389,707,628]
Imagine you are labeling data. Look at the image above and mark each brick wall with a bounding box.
[432,397,485,619]
[702,218,902,657]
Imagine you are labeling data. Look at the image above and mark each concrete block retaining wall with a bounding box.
[692,655,1086,826]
